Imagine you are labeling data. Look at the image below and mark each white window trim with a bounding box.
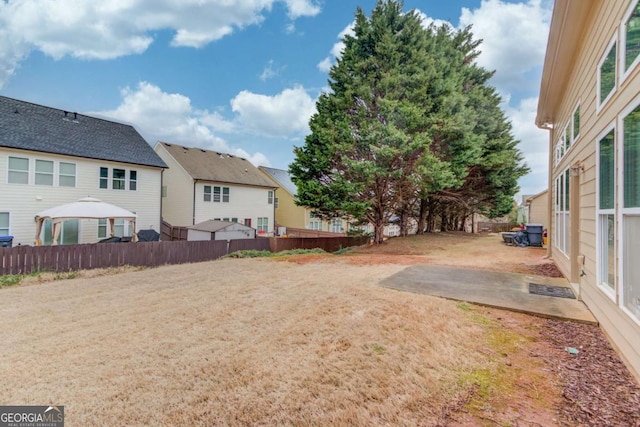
[0,212,10,236]
[595,122,617,302]
[597,34,618,114]
[572,101,581,143]
[554,168,570,258]
[620,0,640,85]
[58,162,77,188]
[618,94,640,326]
[99,166,138,191]
[7,156,29,185]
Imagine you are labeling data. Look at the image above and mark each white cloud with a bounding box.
[259,60,281,81]
[283,0,321,19]
[91,81,271,166]
[505,96,549,195]
[459,0,551,91]
[0,0,322,88]
[415,11,452,29]
[90,81,317,166]
[317,57,332,73]
[317,22,354,72]
[230,85,316,137]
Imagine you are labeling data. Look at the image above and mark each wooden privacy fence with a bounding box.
[477,222,516,233]
[0,236,369,275]
[269,236,370,253]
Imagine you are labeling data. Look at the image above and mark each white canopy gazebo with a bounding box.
[34,197,137,246]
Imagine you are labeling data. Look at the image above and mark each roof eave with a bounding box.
[536,0,595,128]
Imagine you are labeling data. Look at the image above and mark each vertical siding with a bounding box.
[547,0,640,379]
[0,148,162,246]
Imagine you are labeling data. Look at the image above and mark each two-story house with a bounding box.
[536,0,640,380]
[155,142,277,234]
[0,96,167,246]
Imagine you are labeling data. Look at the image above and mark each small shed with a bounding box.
[187,220,256,241]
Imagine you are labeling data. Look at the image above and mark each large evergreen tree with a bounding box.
[290,0,528,243]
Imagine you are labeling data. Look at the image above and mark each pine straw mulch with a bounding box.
[539,319,640,426]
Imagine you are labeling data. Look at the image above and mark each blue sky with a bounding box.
[0,0,552,199]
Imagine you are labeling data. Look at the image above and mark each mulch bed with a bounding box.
[529,262,565,277]
[539,319,640,426]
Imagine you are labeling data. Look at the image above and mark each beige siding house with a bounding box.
[536,0,640,380]
[524,190,549,227]
[155,143,277,234]
[0,96,166,246]
[258,167,344,233]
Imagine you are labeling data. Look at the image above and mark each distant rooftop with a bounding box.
[260,166,297,196]
[158,142,276,188]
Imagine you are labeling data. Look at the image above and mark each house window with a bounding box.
[98,218,132,238]
[204,185,212,202]
[623,0,640,74]
[162,186,167,198]
[99,167,109,189]
[308,220,322,231]
[573,105,580,142]
[222,218,230,222]
[268,190,274,204]
[244,218,252,227]
[231,218,238,223]
[597,127,616,295]
[0,212,9,236]
[598,38,617,109]
[35,160,54,186]
[274,197,279,208]
[42,219,79,245]
[622,102,640,320]
[257,217,268,232]
[100,167,136,190]
[330,219,344,233]
[59,162,76,187]
[8,156,29,184]
[98,219,107,238]
[129,170,137,191]
[222,187,230,203]
[564,125,571,152]
[554,169,570,256]
[213,186,221,202]
[113,168,126,190]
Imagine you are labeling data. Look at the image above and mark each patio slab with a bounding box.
[380,264,597,324]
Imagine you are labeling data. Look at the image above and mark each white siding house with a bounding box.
[155,142,277,234]
[0,96,166,246]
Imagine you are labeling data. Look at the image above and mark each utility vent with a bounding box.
[529,283,575,299]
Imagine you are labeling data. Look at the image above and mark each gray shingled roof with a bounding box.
[159,142,276,188]
[260,166,298,196]
[0,96,167,168]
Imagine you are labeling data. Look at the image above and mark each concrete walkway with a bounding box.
[380,264,597,324]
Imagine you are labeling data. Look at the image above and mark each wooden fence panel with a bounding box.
[0,236,370,276]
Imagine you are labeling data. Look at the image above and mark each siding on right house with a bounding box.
[537,0,640,381]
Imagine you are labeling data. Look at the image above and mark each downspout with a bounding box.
[273,187,277,235]
[193,179,198,226]
[537,121,554,259]
[160,168,165,232]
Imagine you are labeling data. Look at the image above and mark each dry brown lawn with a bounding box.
[0,233,632,426]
